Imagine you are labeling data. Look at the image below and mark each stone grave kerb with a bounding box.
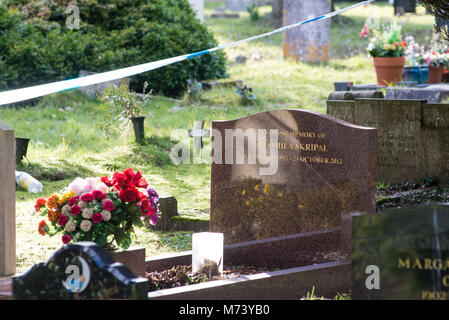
[0,121,15,276]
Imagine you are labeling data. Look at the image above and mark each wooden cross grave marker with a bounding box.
[188,120,210,156]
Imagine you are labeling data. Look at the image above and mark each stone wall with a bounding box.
[327,99,449,184]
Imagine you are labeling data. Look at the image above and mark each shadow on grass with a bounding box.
[16,159,96,182]
[103,135,176,172]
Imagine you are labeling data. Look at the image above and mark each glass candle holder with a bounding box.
[192,232,223,278]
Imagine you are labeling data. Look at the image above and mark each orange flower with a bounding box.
[400,41,407,49]
[47,194,60,209]
[34,197,47,212]
[38,220,48,236]
[48,209,60,222]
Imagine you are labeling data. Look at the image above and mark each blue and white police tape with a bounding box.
[0,0,374,106]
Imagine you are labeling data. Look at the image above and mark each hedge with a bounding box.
[0,0,227,97]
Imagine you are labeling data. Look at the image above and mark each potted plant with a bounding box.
[420,51,449,84]
[361,22,407,86]
[402,36,429,84]
[98,84,150,144]
[35,168,159,250]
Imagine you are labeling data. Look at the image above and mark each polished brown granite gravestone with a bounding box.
[210,109,377,244]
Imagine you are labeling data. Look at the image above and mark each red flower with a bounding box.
[119,187,140,203]
[102,199,115,211]
[38,220,47,235]
[70,205,81,216]
[140,199,155,216]
[91,213,103,224]
[135,177,148,189]
[58,215,68,227]
[80,193,95,203]
[92,190,106,200]
[62,234,72,244]
[103,169,149,191]
[68,196,79,206]
[34,197,47,212]
[101,176,115,187]
[113,172,128,188]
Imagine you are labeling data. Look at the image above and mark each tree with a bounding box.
[419,0,449,40]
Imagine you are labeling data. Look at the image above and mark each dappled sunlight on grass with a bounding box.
[2,1,436,273]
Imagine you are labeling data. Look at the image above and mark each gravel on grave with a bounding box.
[145,251,347,292]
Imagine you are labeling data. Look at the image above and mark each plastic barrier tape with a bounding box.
[0,0,374,106]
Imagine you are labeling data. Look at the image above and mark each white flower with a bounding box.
[82,208,93,219]
[101,210,111,222]
[62,205,71,215]
[65,219,76,233]
[80,220,92,232]
[68,177,84,195]
[68,177,110,195]
[78,200,87,209]
[96,182,109,194]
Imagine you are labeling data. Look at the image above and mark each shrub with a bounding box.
[1,0,227,97]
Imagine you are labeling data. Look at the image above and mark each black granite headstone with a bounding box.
[13,242,148,300]
[393,0,416,14]
[352,204,449,300]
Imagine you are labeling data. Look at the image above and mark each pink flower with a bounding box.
[70,205,81,216]
[360,23,370,37]
[80,193,95,203]
[58,215,68,226]
[62,234,71,244]
[102,199,115,211]
[91,212,103,224]
[92,190,106,201]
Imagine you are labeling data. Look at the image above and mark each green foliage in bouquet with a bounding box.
[364,22,407,58]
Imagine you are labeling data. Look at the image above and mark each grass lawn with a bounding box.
[0,1,435,273]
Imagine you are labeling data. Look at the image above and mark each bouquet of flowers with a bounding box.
[361,22,407,58]
[421,50,449,68]
[404,36,425,66]
[35,168,159,249]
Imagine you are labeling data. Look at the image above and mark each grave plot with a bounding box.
[145,108,377,300]
[0,109,377,300]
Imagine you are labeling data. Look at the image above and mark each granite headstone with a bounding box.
[78,70,130,98]
[12,242,148,300]
[188,0,204,22]
[352,204,449,300]
[283,0,331,62]
[226,0,254,11]
[210,109,377,244]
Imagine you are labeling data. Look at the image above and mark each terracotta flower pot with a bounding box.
[427,66,445,84]
[373,56,406,86]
